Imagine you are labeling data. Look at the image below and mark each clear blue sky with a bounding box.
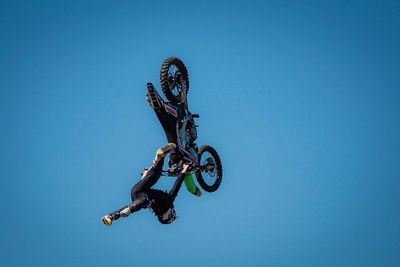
[1,0,399,266]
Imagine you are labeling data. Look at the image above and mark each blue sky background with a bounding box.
[1,0,399,266]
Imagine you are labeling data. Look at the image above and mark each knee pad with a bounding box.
[129,193,153,213]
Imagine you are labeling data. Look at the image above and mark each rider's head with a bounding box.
[157,206,177,224]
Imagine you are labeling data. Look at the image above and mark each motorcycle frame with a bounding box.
[147,83,199,165]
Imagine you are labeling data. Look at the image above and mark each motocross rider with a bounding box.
[102,143,191,225]
[101,81,200,225]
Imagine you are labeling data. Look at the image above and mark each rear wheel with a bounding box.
[160,57,189,103]
[195,145,222,192]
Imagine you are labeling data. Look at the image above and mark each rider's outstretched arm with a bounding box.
[169,164,191,202]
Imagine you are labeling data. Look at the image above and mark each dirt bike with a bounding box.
[148,57,223,192]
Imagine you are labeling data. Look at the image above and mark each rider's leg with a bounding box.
[130,143,176,201]
[119,193,153,217]
[102,143,176,226]
[101,193,153,226]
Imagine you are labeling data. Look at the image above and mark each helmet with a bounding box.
[157,207,177,224]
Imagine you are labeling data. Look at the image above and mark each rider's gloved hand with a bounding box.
[181,163,192,174]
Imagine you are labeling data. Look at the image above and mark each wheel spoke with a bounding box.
[200,152,217,186]
[167,64,182,97]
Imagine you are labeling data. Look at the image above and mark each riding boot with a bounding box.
[155,143,176,163]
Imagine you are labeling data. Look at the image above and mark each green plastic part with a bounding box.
[184,173,198,195]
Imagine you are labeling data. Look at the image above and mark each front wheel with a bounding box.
[160,57,189,103]
[195,145,223,192]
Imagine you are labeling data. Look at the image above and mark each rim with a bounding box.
[167,64,186,97]
[199,151,218,186]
